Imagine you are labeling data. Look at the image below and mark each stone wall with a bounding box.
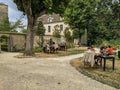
[0,32,66,52]
[0,32,26,51]
[11,34,26,51]
[34,35,66,47]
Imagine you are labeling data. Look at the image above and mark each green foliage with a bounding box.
[109,39,120,46]
[10,16,26,32]
[66,42,75,49]
[21,28,27,33]
[0,17,10,32]
[35,20,45,47]
[64,0,97,42]
[13,0,70,17]
[64,27,73,42]
[34,47,42,52]
[53,25,61,38]
[0,16,26,32]
[0,35,8,51]
[35,21,45,36]
[64,0,120,45]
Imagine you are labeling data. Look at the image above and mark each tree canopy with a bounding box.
[64,0,120,45]
[64,0,97,44]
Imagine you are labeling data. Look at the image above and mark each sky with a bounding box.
[0,0,27,26]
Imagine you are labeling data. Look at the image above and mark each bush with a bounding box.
[66,42,75,49]
[1,45,8,51]
[34,47,42,52]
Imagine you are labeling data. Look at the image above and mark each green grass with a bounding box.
[56,49,85,56]
[35,47,86,57]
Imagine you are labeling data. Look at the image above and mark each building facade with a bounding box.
[37,13,71,43]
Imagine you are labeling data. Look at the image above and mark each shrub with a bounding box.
[34,47,42,52]
[66,42,75,49]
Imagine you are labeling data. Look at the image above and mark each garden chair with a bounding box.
[83,51,95,67]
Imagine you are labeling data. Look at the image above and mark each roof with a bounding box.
[38,13,63,24]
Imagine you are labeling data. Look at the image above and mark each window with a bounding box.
[48,26,51,32]
[48,17,53,23]
[60,24,63,31]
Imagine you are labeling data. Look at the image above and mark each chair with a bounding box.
[83,51,95,67]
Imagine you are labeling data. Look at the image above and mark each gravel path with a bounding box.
[0,52,117,90]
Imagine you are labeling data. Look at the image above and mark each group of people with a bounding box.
[84,45,114,67]
[42,38,59,53]
[42,38,67,53]
[100,45,114,56]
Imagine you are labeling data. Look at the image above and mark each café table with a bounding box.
[100,55,115,71]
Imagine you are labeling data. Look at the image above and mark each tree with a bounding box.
[10,16,26,32]
[53,25,61,38]
[64,27,72,42]
[87,0,112,45]
[21,28,27,33]
[110,0,120,39]
[35,20,45,47]
[64,0,120,45]
[13,0,70,56]
[0,17,10,32]
[92,0,120,44]
[64,0,97,45]
[0,15,26,32]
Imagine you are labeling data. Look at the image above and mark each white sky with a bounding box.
[0,0,27,26]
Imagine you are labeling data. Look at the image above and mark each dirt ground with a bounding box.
[0,52,117,90]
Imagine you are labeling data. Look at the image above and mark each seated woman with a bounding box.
[107,45,114,55]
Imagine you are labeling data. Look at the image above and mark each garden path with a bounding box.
[0,52,117,90]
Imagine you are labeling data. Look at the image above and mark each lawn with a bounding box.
[17,47,86,58]
[35,47,86,57]
[70,57,120,89]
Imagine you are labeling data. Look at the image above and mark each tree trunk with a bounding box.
[41,35,44,47]
[24,15,35,56]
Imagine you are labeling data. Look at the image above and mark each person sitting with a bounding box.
[107,45,114,55]
[49,38,54,47]
[49,38,54,53]
[100,45,105,54]
[100,46,108,56]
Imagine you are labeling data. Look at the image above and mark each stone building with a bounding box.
[37,13,87,46]
[0,3,8,20]
[37,13,71,44]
